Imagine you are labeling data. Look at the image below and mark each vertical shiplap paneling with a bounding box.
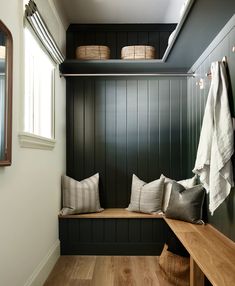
[186,77,192,177]
[67,77,187,207]
[92,219,104,242]
[60,217,170,254]
[138,31,149,46]
[189,75,196,170]
[95,31,106,45]
[66,31,75,59]
[159,32,170,58]
[74,79,85,179]
[79,219,92,242]
[195,69,200,153]
[148,32,160,59]
[159,80,170,176]
[105,79,117,207]
[180,79,188,177]
[141,220,153,242]
[116,80,128,206]
[84,79,95,177]
[190,76,195,173]
[75,31,85,52]
[116,219,129,242]
[137,79,148,181]
[170,79,181,179]
[94,79,106,205]
[126,79,138,202]
[129,220,141,243]
[106,31,116,59]
[117,31,128,59]
[85,30,96,45]
[104,220,116,242]
[66,78,75,178]
[148,79,159,180]
[127,31,138,46]
[192,75,197,167]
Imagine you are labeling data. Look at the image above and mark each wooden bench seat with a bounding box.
[164,218,235,286]
[59,208,163,219]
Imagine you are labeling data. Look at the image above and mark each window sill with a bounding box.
[18,132,56,150]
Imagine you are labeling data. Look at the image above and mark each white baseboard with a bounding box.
[24,239,60,286]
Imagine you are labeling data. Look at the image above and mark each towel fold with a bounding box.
[193,61,234,215]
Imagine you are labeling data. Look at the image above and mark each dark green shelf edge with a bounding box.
[59,60,189,75]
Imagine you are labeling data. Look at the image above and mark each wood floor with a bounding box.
[44,256,174,286]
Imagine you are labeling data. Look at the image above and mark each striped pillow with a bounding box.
[126,174,165,214]
[60,173,104,215]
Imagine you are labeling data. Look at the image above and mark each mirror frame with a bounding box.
[0,20,13,166]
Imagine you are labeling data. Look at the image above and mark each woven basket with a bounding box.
[159,244,190,286]
[76,45,110,60]
[121,45,155,60]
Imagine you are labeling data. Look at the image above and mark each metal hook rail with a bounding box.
[61,73,196,77]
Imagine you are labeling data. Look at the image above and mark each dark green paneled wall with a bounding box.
[168,0,235,69]
[187,24,235,241]
[66,77,188,208]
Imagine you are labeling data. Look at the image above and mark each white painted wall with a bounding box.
[0,1,66,285]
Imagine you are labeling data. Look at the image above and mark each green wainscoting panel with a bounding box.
[66,77,188,208]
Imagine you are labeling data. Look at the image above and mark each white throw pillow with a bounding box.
[60,173,104,215]
[126,174,165,214]
[160,174,197,212]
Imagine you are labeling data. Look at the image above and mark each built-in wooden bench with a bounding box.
[59,208,235,286]
[164,218,235,286]
[59,208,170,255]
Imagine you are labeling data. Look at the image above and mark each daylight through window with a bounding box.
[24,27,55,139]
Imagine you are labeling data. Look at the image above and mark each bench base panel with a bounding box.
[59,218,170,255]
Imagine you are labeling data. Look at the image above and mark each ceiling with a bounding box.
[53,0,186,26]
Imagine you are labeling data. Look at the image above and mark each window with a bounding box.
[24,27,55,139]
[19,0,64,149]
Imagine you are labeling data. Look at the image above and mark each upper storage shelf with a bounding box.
[60,23,182,75]
[66,24,176,60]
[60,59,188,75]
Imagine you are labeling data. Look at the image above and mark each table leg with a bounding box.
[190,256,205,286]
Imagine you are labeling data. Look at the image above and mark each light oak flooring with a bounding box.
[44,256,173,286]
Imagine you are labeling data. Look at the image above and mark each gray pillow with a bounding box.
[160,174,197,212]
[60,173,104,215]
[126,174,165,214]
[165,181,205,224]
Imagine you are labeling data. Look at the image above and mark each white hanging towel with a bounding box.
[193,61,234,215]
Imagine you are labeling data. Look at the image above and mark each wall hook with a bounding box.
[196,78,204,89]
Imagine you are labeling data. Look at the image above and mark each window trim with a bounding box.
[18,131,56,150]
